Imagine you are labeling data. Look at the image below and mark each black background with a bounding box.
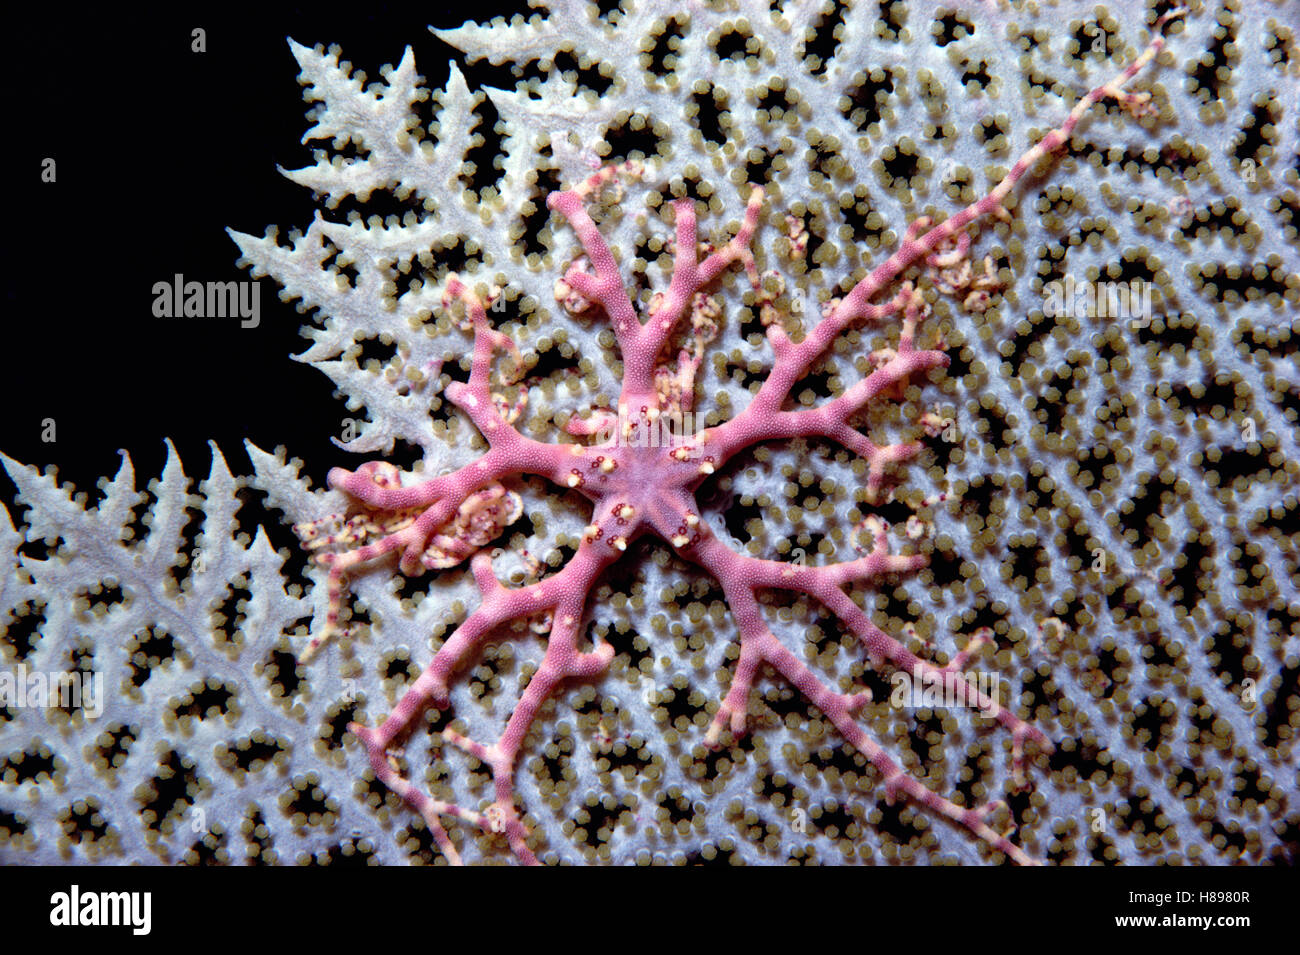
[2,862,1291,939]
[4,0,528,500]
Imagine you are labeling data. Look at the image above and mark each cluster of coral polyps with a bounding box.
[288,16,1197,866]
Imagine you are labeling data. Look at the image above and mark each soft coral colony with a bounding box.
[233,0,1263,864]
[4,0,1299,866]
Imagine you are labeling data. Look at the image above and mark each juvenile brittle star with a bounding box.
[301,10,1184,866]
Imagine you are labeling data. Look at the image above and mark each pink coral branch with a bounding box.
[678,523,1046,750]
[301,270,660,660]
[440,274,525,437]
[704,285,947,500]
[439,597,615,864]
[677,521,1051,864]
[640,187,764,361]
[294,10,1186,864]
[702,576,1041,864]
[547,162,645,356]
[350,540,620,864]
[704,11,1183,474]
